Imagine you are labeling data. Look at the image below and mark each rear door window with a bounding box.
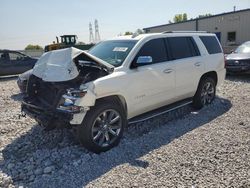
[166,37,200,60]
[199,36,222,54]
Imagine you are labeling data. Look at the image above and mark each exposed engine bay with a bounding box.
[21,47,112,129]
[26,61,108,107]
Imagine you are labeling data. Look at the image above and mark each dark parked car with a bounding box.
[0,50,37,76]
[225,41,250,74]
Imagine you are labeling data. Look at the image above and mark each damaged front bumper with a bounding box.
[21,99,88,126]
[21,100,73,126]
[21,74,95,127]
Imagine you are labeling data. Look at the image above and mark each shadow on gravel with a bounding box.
[1,97,232,187]
[11,93,24,102]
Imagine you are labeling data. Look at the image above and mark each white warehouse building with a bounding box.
[143,9,250,52]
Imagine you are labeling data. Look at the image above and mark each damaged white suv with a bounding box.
[22,32,226,153]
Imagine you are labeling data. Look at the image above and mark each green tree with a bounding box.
[183,13,188,21]
[173,13,188,23]
[25,44,43,50]
[124,31,133,35]
[197,13,212,18]
[173,14,181,23]
[124,29,144,36]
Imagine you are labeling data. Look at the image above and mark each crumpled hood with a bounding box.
[32,47,114,82]
[226,53,250,60]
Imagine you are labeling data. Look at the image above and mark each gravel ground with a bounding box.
[0,75,249,188]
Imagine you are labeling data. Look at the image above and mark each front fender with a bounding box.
[74,88,96,107]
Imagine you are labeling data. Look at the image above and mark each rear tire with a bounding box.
[76,100,127,153]
[193,77,216,110]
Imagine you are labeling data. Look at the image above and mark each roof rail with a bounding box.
[162,31,208,34]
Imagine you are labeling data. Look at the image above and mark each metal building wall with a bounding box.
[198,10,250,46]
[146,21,196,33]
[144,9,250,48]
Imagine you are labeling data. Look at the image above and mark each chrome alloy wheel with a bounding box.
[91,109,122,147]
[201,81,215,105]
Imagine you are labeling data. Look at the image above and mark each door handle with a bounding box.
[194,62,201,67]
[163,69,173,74]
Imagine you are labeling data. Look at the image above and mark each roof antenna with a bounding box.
[233,6,236,12]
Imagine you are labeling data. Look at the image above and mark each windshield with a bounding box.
[88,40,137,67]
[234,42,250,54]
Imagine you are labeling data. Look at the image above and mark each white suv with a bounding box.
[22,31,226,153]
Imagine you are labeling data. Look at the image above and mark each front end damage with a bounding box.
[21,47,113,129]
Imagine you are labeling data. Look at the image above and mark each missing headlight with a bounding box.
[56,87,88,113]
[66,87,88,98]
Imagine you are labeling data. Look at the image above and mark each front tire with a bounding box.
[193,77,216,109]
[76,100,126,153]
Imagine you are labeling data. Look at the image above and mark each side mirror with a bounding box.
[136,56,153,64]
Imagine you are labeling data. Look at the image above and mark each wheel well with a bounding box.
[200,71,218,86]
[95,95,128,117]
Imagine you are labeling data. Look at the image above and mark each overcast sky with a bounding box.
[0,0,249,50]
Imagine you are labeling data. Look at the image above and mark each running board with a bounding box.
[128,98,193,124]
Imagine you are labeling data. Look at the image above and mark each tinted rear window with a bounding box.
[199,36,222,54]
[166,37,200,60]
